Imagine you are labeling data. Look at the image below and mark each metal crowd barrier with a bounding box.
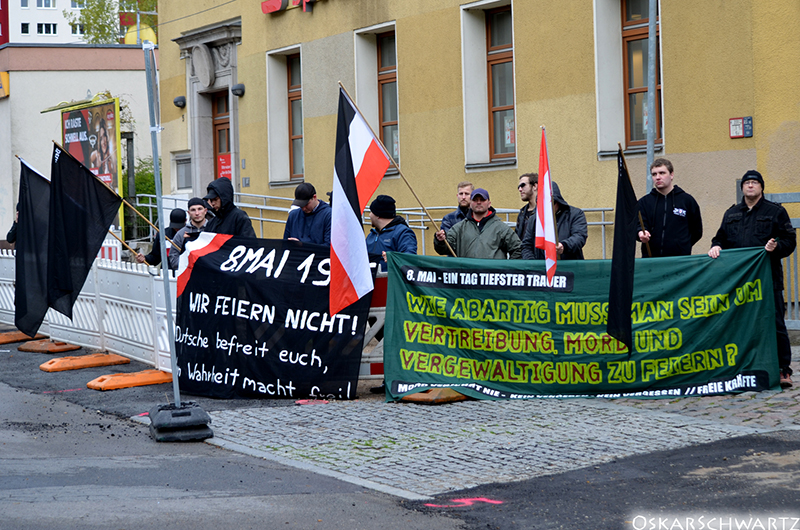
[0,248,387,379]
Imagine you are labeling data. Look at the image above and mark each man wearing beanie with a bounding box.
[365,195,417,271]
[709,169,797,388]
[284,182,332,245]
[168,197,210,270]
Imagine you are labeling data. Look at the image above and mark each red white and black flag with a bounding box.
[330,87,392,315]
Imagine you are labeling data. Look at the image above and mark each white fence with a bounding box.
[0,246,386,380]
[0,248,176,371]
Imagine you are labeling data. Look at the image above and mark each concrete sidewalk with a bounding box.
[182,350,800,501]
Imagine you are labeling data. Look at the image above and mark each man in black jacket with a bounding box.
[203,177,256,238]
[637,158,702,257]
[520,182,587,260]
[515,173,537,240]
[708,170,797,388]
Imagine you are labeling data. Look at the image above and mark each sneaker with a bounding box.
[370,382,386,394]
[780,373,793,389]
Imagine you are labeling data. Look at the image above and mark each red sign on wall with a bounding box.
[217,154,232,180]
[262,0,319,14]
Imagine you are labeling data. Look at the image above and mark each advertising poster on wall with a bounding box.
[61,98,122,191]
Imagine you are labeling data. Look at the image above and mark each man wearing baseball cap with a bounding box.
[709,170,797,388]
[283,182,332,245]
[434,187,521,259]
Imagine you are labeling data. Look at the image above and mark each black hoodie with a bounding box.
[204,178,256,238]
[637,185,702,257]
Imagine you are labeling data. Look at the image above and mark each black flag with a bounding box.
[14,160,51,337]
[47,144,122,318]
[606,148,638,353]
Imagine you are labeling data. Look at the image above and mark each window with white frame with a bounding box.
[377,31,399,165]
[37,23,57,34]
[21,23,30,34]
[266,47,302,184]
[594,0,663,154]
[354,21,399,171]
[176,156,192,190]
[461,0,516,169]
[287,53,304,179]
[21,0,29,7]
[622,0,661,147]
[37,0,55,8]
[71,0,83,7]
[70,23,83,35]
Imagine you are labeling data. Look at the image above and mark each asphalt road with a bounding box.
[0,340,462,530]
[2,334,800,530]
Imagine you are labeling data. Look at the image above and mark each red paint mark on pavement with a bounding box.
[295,399,329,405]
[424,497,504,508]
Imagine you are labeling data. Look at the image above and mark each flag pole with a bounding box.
[17,153,153,265]
[338,82,458,257]
[617,143,651,257]
[52,141,179,251]
[105,230,151,266]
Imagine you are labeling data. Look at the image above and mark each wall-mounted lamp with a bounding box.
[231,84,246,97]
[173,96,186,108]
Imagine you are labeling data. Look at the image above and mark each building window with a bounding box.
[377,31,399,166]
[71,0,83,7]
[70,23,83,35]
[461,1,516,169]
[176,157,192,189]
[37,23,57,34]
[21,0,29,6]
[622,0,661,147]
[37,0,55,7]
[21,23,29,34]
[287,53,303,179]
[213,91,231,180]
[486,7,515,160]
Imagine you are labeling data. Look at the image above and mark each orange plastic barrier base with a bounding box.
[0,331,46,344]
[19,339,81,353]
[400,388,469,405]
[40,353,131,373]
[87,369,172,391]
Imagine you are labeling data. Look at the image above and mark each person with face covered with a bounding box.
[203,177,256,238]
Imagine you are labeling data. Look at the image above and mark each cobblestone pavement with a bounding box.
[204,352,800,500]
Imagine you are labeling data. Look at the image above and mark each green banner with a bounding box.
[384,248,779,400]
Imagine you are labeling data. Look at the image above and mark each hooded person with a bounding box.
[520,181,588,260]
[203,177,256,237]
[365,195,417,271]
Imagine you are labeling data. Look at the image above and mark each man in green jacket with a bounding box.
[434,188,521,259]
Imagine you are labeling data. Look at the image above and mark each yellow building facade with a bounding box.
[157,0,800,257]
